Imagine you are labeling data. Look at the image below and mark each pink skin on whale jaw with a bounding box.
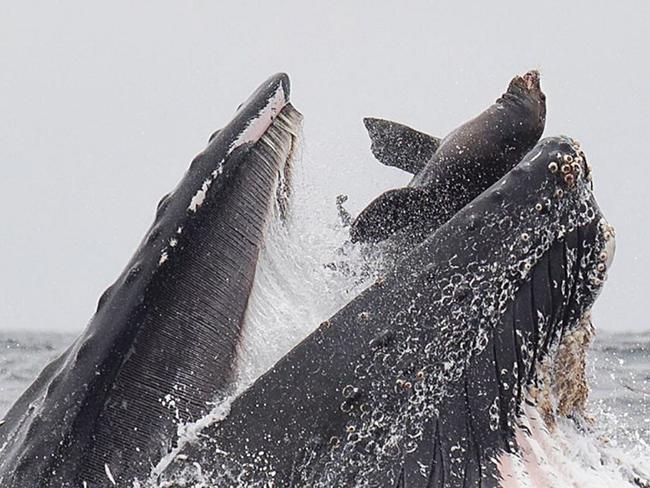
[229,83,288,155]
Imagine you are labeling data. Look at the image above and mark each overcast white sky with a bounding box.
[1,1,648,332]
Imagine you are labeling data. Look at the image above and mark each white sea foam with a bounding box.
[233,153,371,389]
[497,401,650,487]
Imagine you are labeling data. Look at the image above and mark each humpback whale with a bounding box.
[351,70,546,248]
[157,136,612,487]
[0,74,302,487]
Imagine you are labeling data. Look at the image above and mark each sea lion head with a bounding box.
[501,69,546,139]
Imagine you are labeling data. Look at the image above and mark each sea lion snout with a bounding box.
[504,70,546,134]
[507,69,543,97]
[522,70,541,91]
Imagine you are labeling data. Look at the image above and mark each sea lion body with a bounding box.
[351,71,546,248]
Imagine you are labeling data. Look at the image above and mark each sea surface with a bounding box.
[1,329,649,484]
[3,331,648,432]
[588,331,650,450]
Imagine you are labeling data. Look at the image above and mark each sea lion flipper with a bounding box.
[363,117,440,175]
[350,187,427,243]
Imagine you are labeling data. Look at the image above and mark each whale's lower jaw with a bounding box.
[155,137,611,487]
[0,77,303,488]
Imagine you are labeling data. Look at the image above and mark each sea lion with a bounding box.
[351,70,546,249]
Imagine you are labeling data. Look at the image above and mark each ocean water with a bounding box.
[589,331,650,449]
[0,331,73,417]
[1,333,648,422]
[1,329,649,486]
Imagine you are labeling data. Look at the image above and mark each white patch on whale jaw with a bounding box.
[188,178,214,213]
[104,463,116,485]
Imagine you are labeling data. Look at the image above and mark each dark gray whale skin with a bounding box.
[159,137,611,487]
[351,71,546,249]
[0,74,302,487]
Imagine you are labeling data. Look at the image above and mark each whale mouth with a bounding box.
[190,73,301,219]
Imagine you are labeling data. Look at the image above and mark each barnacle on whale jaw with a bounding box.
[522,141,614,431]
[529,312,596,430]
